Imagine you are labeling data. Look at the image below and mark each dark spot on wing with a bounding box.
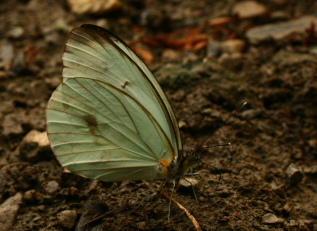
[82,115,98,135]
[121,81,129,89]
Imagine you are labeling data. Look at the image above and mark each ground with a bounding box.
[0,0,317,230]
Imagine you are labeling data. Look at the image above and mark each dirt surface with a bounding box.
[1,0,317,230]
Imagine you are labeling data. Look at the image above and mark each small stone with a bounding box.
[45,180,60,194]
[206,39,221,58]
[221,39,246,54]
[178,120,189,129]
[179,178,199,188]
[95,18,110,28]
[162,49,180,61]
[24,190,37,202]
[286,163,304,185]
[19,130,51,162]
[0,44,14,70]
[262,213,284,224]
[2,113,24,135]
[0,193,23,231]
[299,220,314,230]
[283,202,294,213]
[308,138,317,148]
[240,109,261,120]
[304,165,317,174]
[57,210,77,230]
[289,219,299,226]
[247,16,317,44]
[68,0,121,15]
[137,221,147,230]
[232,1,268,19]
[7,27,24,39]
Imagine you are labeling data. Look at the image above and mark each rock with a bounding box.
[7,27,25,39]
[221,39,246,54]
[0,43,14,70]
[246,16,317,44]
[178,120,189,129]
[240,109,261,120]
[304,165,317,174]
[2,112,24,135]
[75,200,109,231]
[206,39,221,58]
[232,1,268,19]
[95,18,110,28]
[136,221,147,230]
[68,0,121,15]
[24,190,37,202]
[45,180,60,194]
[179,177,199,188]
[57,210,77,230]
[262,213,284,224]
[285,163,304,185]
[162,49,181,61]
[288,219,299,227]
[299,219,314,230]
[308,138,317,148]
[140,9,169,31]
[19,130,51,162]
[10,52,25,74]
[0,193,23,231]
[283,202,294,213]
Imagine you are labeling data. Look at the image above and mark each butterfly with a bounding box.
[46,24,193,182]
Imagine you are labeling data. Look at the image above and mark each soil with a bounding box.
[0,0,317,230]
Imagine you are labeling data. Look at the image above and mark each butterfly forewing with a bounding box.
[62,25,182,154]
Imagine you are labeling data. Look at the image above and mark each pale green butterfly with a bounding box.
[46,24,193,182]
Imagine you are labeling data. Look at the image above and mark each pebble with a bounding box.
[67,0,121,15]
[308,138,317,148]
[0,44,14,70]
[7,27,25,39]
[231,1,268,19]
[19,130,50,162]
[206,39,221,58]
[288,219,299,226]
[285,163,304,185]
[240,109,261,120]
[221,39,246,54]
[0,193,23,231]
[299,219,314,230]
[283,202,294,213]
[162,49,181,61]
[136,221,147,230]
[57,210,77,230]
[262,213,284,224]
[246,16,317,44]
[2,112,24,135]
[304,165,317,174]
[179,177,199,188]
[45,180,60,194]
